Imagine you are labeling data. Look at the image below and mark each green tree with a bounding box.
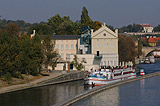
[154,25,160,32]
[41,35,59,70]
[71,55,86,71]
[6,23,20,36]
[48,14,77,35]
[0,33,20,78]
[81,7,92,24]
[28,23,53,35]
[119,24,143,33]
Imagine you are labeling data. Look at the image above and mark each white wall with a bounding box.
[68,54,119,72]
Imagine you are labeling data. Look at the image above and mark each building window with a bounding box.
[104,61,106,65]
[101,61,103,66]
[66,44,69,49]
[60,53,64,59]
[114,61,116,66]
[104,33,106,36]
[110,44,112,47]
[61,44,64,49]
[111,61,113,66]
[71,44,74,49]
[56,45,59,49]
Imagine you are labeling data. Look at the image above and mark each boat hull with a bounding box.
[84,68,136,86]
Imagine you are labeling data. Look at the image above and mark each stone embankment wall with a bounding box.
[57,71,160,106]
[38,71,86,86]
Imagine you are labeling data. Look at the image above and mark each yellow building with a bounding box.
[91,23,119,66]
[52,35,81,61]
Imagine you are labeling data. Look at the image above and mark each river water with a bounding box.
[72,62,160,106]
[0,63,159,106]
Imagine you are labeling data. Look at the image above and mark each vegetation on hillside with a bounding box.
[119,24,143,33]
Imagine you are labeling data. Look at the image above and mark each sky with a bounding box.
[0,0,160,28]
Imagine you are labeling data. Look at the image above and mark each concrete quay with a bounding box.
[57,71,160,106]
[0,71,86,95]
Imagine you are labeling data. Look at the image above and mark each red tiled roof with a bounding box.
[141,24,153,27]
[154,37,160,41]
[148,38,156,43]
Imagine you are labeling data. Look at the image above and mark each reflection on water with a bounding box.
[72,75,160,106]
[72,87,120,106]
[139,62,160,74]
[0,80,87,106]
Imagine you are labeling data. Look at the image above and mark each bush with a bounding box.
[13,71,24,79]
[1,72,12,81]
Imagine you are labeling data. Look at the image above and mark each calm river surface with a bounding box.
[72,75,160,106]
[72,62,160,106]
[0,63,159,106]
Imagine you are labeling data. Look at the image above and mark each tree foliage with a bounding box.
[71,55,86,71]
[119,24,143,33]
[0,19,32,31]
[118,34,137,62]
[6,23,20,36]
[28,22,53,35]
[41,35,59,70]
[154,25,160,32]
[0,24,44,79]
[48,14,78,35]
[81,6,92,24]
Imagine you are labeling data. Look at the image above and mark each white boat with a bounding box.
[84,68,136,86]
[149,56,155,63]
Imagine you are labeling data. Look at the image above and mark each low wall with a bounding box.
[0,71,87,95]
[56,71,160,106]
[38,71,87,86]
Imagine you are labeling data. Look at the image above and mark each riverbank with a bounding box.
[0,72,62,94]
[0,71,87,95]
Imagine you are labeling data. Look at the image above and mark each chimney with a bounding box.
[103,22,106,26]
[115,29,118,37]
[33,30,36,35]
[31,30,36,38]
[91,29,94,37]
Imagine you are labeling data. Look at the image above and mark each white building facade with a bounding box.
[141,24,153,33]
[67,23,119,71]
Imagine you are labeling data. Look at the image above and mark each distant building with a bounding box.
[52,23,119,71]
[52,35,81,70]
[147,37,160,47]
[141,24,153,33]
[52,35,81,61]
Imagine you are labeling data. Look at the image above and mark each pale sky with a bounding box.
[0,0,160,28]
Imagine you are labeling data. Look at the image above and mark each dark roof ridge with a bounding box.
[52,35,81,40]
